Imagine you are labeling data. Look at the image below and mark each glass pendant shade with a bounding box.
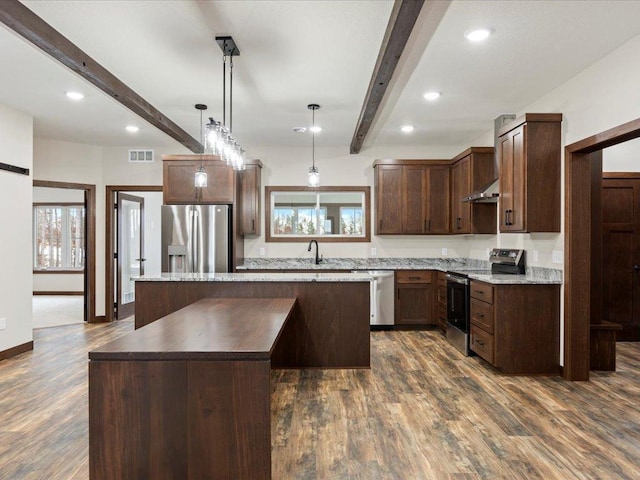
[194,166,208,187]
[308,166,320,187]
[204,120,245,171]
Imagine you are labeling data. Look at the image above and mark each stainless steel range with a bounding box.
[445,248,525,356]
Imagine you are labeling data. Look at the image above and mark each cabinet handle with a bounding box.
[473,290,484,295]
[408,276,421,280]
[477,313,485,318]
[456,217,461,230]
[476,339,486,346]
[252,219,255,232]
[505,209,513,226]
[428,219,431,231]
[379,220,383,231]
[634,265,640,272]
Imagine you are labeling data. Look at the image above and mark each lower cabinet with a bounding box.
[395,270,436,326]
[469,281,560,374]
[436,272,447,334]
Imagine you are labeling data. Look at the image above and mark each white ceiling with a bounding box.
[1,0,640,154]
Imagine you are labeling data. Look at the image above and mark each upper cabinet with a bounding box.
[163,156,234,205]
[497,114,562,233]
[374,160,450,235]
[449,147,497,234]
[239,161,262,236]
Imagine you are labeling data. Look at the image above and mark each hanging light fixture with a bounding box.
[307,103,320,187]
[195,103,208,187]
[204,36,246,171]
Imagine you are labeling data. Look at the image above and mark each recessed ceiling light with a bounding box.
[293,127,307,133]
[423,91,441,101]
[65,91,84,101]
[126,125,139,133]
[464,28,492,42]
[309,126,322,133]
[401,125,414,133]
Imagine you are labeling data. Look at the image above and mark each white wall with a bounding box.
[32,186,85,293]
[0,103,33,353]
[603,137,640,171]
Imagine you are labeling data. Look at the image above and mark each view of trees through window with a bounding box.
[33,204,85,270]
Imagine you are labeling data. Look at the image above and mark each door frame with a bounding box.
[33,180,97,322]
[565,117,640,380]
[105,185,162,322]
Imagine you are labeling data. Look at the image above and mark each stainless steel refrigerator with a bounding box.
[161,205,231,273]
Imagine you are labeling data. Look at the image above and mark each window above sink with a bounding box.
[265,186,371,242]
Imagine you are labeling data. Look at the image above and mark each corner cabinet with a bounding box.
[449,147,497,234]
[238,161,262,235]
[163,156,234,205]
[395,270,436,326]
[469,281,560,374]
[374,160,450,235]
[497,113,562,233]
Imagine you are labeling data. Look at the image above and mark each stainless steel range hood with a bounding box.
[462,114,516,203]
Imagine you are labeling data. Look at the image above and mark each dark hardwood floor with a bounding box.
[2,321,640,479]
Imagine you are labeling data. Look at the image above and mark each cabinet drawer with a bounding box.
[470,325,494,364]
[396,270,433,284]
[470,298,494,333]
[470,281,494,304]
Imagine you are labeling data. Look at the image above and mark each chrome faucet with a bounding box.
[307,239,323,265]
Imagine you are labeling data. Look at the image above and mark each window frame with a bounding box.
[265,186,371,242]
[33,202,86,273]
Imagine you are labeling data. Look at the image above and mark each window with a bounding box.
[33,204,85,270]
[266,186,370,242]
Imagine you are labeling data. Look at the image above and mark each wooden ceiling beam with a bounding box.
[350,0,425,154]
[0,1,203,153]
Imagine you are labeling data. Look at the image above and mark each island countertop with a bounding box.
[133,271,374,282]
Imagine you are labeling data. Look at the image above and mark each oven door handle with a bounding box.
[446,274,469,285]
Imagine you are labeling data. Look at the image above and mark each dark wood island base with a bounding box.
[89,297,296,480]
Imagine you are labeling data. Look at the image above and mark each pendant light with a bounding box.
[307,103,320,187]
[195,103,208,187]
[204,36,246,171]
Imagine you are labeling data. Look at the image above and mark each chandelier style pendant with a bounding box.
[307,104,320,187]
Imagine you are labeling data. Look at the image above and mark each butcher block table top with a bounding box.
[89,297,297,361]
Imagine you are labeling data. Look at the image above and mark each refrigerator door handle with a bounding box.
[192,209,199,273]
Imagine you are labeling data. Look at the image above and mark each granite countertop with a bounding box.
[132,272,374,283]
[237,257,563,285]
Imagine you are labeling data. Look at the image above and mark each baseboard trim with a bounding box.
[0,341,34,361]
[33,291,84,296]
[89,315,107,324]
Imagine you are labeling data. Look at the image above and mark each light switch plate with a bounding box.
[259,247,265,256]
[442,248,448,256]
[0,317,6,330]
[370,247,377,256]
[552,250,563,264]
[533,250,539,262]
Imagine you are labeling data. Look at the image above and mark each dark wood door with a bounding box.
[426,165,450,233]
[451,158,470,233]
[403,165,426,233]
[602,177,640,341]
[395,284,435,325]
[499,125,526,232]
[376,165,403,234]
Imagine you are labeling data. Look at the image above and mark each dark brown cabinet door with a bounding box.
[239,164,261,235]
[450,159,470,233]
[602,177,640,341]
[499,125,525,232]
[376,165,403,234]
[403,165,427,233]
[425,166,450,233]
[163,160,234,205]
[396,284,435,325]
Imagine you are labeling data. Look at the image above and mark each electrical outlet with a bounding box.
[259,247,265,256]
[552,250,564,264]
[533,250,539,262]
[370,247,377,256]
[442,248,448,256]
[486,248,491,258]
[0,317,6,330]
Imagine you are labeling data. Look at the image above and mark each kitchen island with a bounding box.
[89,297,296,480]
[134,271,372,368]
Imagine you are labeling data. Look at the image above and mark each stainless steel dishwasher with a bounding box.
[355,270,395,328]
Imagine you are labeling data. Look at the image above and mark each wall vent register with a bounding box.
[128,149,154,163]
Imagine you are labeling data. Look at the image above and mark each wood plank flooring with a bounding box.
[2,322,640,479]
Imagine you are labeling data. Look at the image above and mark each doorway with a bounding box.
[105,186,162,321]
[32,180,97,322]
[565,117,640,380]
